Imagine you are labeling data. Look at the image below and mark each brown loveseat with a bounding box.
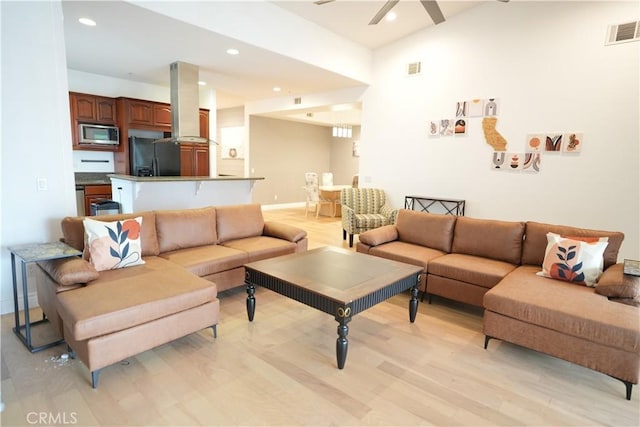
[356,209,640,399]
[36,204,307,388]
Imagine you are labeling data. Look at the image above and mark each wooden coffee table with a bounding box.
[244,246,422,369]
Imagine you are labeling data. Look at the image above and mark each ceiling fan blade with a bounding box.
[314,0,335,4]
[369,0,400,25]
[420,0,445,25]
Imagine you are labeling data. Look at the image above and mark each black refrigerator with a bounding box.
[129,136,181,176]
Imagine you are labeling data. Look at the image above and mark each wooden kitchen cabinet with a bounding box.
[180,143,210,177]
[124,99,172,129]
[153,104,172,127]
[70,92,117,124]
[181,110,210,176]
[126,100,154,126]
[83,184,112,216]
[69,92,118,150]
[199,109,209,140]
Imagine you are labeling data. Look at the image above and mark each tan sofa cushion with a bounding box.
[155,207,217,253]
[38,258,98,286]
[596,263,640,300]
[222,236,297,262]
[359,225,398,247]
[428,253,517,289]
[216,204,265,243]
[483,265,640,353]
[57,259,217,341]
[522,221,624,269]
[160,245,248,277]
[395,210,456,252]
[263,221,307,243]
[61,211,159,257]
[452,217,525,265]
[369,241,446,271]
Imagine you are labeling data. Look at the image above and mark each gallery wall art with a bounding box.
[427,96,584,176]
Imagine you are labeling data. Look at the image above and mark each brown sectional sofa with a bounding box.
[36,204,307,388]
[357,209,640,399]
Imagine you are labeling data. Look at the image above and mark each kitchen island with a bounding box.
[109,175,265,213]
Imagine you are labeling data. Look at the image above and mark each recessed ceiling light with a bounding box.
[386,12,397,22]
[226,48,240,55]
[273,87,281,92]
[78,17,96,26]
[198,81,206,86]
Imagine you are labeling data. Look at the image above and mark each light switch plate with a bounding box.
[36,177,48,191]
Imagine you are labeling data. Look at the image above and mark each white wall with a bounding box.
[1,1,76,314]
[359,1,640,260]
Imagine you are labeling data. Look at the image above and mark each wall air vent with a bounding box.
[605,21,639,45]
[407,61,422,76]
[294,97,302,105]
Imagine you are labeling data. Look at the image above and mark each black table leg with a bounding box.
[336,323,349,369]
[246,283,256,321]
[409,284,419,323]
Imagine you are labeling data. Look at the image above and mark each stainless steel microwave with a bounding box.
[79,123,119,145]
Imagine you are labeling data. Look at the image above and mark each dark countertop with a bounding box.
[75,172,112,187]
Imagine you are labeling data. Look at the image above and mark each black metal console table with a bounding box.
[404,196,466,216]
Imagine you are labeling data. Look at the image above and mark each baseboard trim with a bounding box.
[0,291,38,315]
[262,202,305,211]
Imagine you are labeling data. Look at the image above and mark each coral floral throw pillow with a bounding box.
[538,232,608,287]
[83,217,145,272]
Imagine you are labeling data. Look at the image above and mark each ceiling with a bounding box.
[61,1,482,126]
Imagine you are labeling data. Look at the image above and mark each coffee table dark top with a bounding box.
[245,246,422,308]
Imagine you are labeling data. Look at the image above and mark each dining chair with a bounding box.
[304,172,332,218]
[321,172,334,187]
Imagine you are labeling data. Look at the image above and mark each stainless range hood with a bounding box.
[154,61,215,144]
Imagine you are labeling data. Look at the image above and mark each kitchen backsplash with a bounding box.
[73,150,115,173]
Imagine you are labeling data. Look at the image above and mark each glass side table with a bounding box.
[8,241,81,352]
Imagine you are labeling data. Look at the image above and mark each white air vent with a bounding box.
[407,61,422,76]
[605,21,640,45]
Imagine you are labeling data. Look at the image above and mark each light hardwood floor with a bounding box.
[1,207,639,426]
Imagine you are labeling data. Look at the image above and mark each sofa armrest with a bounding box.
[596,263,640,300]
[263,221,307,243]
[380,204,399,224]
[358,225,399,247]
[37,258,98,287]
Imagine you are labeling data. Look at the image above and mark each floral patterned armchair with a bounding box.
[340,188,397,247]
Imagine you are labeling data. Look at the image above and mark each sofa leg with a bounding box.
[349,234,354,247]
[91,370,100,389]
[211,324,217,338]
[67,345,76,359]
[483,335,493,349]
[612,377,634,400]
[343,229,346,240]
[624,381,633,400]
